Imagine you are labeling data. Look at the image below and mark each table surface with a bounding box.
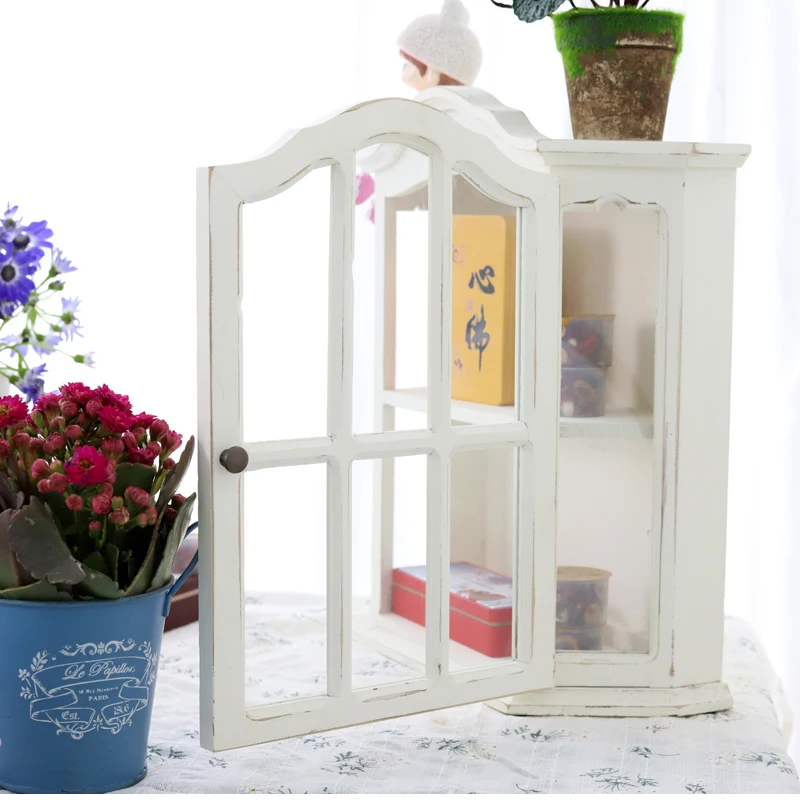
[123,596,798,794]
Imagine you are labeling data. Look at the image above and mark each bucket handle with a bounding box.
[163,520,199,618]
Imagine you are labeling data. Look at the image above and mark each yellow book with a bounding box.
[451,215,517,406]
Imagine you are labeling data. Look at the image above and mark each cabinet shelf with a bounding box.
[381,388,654,440]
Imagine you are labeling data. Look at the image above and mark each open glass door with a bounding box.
[196,98,561,751]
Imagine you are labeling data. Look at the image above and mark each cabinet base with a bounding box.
[486,681,733,718]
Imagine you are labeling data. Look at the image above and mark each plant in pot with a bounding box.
[0,382,197,794]
[490,0,684,141]
[0,205,93,399]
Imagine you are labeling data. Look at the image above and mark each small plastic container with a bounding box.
[555,627,604,651]
[556,566,611,628]
[562,315,614,368]
[561,366,607,418]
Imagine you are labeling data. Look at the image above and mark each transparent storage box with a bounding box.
[556,566,611,628]
[555,627,604,651]
[562,315,614,367]
[561,366,607,418]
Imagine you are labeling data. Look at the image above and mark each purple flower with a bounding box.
[2,205,20,239]
[2,333,29,357]
[32,331,62,357]
[60,296,82,340]
[52,249,76,274]
[74,352,95,367]
[18,364,47,402]
[12,220,52,268]
[0,259,36,306]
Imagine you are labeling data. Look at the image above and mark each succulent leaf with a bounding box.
[0,508,25,589]
[76,565,124,599]
[150,493,196,591]
[156,436,195,513]
[0,580,72,601]
[9,497,85,585]
[113,463,157,497]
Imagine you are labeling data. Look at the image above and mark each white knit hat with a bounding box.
[397,0,483,86]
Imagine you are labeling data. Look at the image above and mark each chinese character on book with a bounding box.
[466,304,490,371]
[468,265,496,295]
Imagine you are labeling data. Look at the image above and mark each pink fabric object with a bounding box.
[355,172,375,205]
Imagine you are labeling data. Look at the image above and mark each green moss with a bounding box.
[553,8,684,79]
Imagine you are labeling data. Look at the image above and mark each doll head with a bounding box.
[397,0,483,91]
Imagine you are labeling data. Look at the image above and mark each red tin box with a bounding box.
[392,562,512,658]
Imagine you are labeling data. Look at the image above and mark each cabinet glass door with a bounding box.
[197,98,560,751]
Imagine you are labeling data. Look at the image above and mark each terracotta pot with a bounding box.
[553,9,684,141]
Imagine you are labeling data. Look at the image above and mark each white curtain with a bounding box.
[4,0,798,760]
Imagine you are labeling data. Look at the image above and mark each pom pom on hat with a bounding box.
[397,0,483,86]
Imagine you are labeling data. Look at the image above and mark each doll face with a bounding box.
[401,56,441,92]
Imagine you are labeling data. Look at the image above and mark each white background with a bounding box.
[3,0,798,760]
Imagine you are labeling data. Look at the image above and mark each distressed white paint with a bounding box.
[363,90,749,715]
[198,97,561,752]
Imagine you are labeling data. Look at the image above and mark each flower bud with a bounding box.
[76,412,89,426]
[163,457,176,471]
[171,493,187,508]
[49,472,68,493]
[65,494,84,511]
[98,482,114,497]
[132,426,147,445]
[134,512,149,527]
[60,400,79,419]
[43,433,66,455]
[48,416,64,432]
[0,439,9,457]
[49,459,64,474]
[122,432,137,451]
[163,431,182,453]
[12,432,30,452]
[164,506,178,523]
[145,504,158,525]
[89,520,102,533]
[31,459,51,479]
[109,507,130,526]
[64,425,82,440]
[86,398,103,417]
[30,410,47,429]
[125,486,150,508]
[111,495,124,511]
[150,419,169,439]
[37,478,51,493]
[29,438,44,455]
[101,437,124,457]
[92,494,112,514]
[145,442,161,460]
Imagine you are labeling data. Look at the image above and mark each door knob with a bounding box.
[219,446,249,474]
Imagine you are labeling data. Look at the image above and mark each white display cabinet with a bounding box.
[196,88,749,751]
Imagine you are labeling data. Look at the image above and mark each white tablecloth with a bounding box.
[126,597,798,794]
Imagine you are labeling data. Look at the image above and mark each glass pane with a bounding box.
[557,204,659,654]
[242,168,330,442]
[353,145,429,434]
[449,447,517,672]
[244,464,327,707]
[351,454,427,689]
[451,174,518,424]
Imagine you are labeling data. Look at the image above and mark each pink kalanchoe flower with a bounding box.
[111,496,124,511]
[133,412,156,428]
[92,494,112,515]
[171,493,187,508]
[76,412,89,426]
[0,440,9,457]
[124,486,150,508]
[59,382,93,404]
[92,385,132,413]
[65,494,84,511]
[64,424,82,440]
[163,457,176,471]
[133,512,149,527]
[145,442,161,459]
[121,431,137,451]
[37,478,51,493]
[88,520,102,533]
[145,505,158,525]
[65,445,112,486]
[85,398,103,417]
[29,438,44,455]
[48,416,65,432]
[49,473,68,494]
[108,507,130,526]
[164,506,178,522]
[162,431,182,454]
[97,482,114,497]
[59,399,79,419]
[32,393,60,415]
[127,447,155,466]
[44,433,66,455]
[12,432,30,452]
[149,419,169,439]
[97,405,132,434]
[101,437,125,457]
[31,459,50,479]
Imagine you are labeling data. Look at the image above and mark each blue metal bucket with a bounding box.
[0,523,198,794]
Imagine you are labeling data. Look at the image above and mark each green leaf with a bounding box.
[123,522,165,597]
[156,436,195,513]
[150,493,196,591]
[0,509,24,589]
[0,580,72,602]
[76,566,124,599]
[0,472,23,512]
[514,0,568,22]
[103,543,120,583]
[9,498,85,585]
[113,462,157,497]
[83,550,110,577]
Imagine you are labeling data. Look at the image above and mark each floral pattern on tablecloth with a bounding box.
[27,598,797,794]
